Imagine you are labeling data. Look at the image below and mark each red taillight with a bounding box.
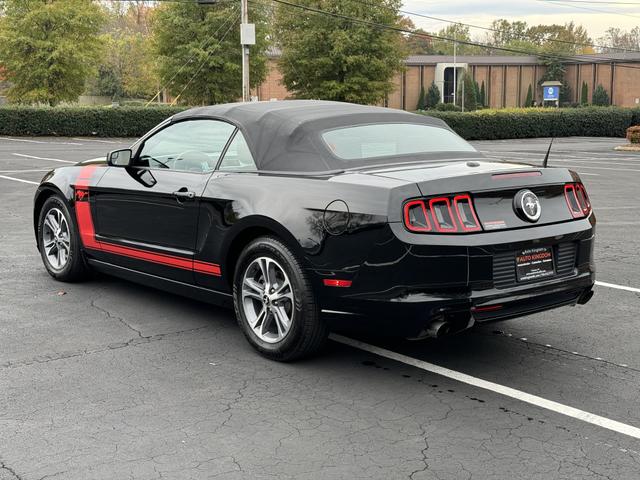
[564,182,591,218]
[429,197,458,232]
[403,194,481,234]
[403,200,432,232]
[453,194,482,232]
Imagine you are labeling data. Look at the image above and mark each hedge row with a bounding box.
[1,104,640,139]
[423,107,640,141]
[0,106,187,137]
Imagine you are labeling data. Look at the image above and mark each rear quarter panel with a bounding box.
[195,172,420,290]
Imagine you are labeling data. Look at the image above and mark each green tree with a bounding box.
[152,1,268,105]
[426,81,440,109]
[87,3,158,100]
[524,84,533,107]
[598,27,640,53]
[430,24,484,55]
[473,80,481,107]
[274,0,406,104]
[401,17,434,55]
[539,59,572,104]
[416,85,426,110]
[581,81,589,105]
[592,84,610,106]
[528,22,593,55]
[456,70,477,111]
[0,0,105,105]
[479,81,486,107]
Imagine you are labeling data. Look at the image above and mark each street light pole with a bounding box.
[241,0,250,102]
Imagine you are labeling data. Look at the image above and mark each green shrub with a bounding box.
[524,85,533,108]
[627,126,640,144]
[416,86,426,111]
[581,82,589,105]
[426,82,441,109]
[0,105,187,137]
[433,102,461,112]
[592,85,610,106]
[421,107,636,140]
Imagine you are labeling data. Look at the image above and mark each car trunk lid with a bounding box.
[365,160,579,230]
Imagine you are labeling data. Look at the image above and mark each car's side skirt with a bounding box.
[88,259,233,308]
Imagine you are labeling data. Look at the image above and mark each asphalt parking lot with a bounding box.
[1,135,640,480]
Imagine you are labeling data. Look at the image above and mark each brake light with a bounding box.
[403,193,481,234]
[564,182,592,218]
[403,200,432,232]
[453,194,482,232]
[429,197,457,232]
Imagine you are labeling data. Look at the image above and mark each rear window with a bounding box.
[322,123,476,160]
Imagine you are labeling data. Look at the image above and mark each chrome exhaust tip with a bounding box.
[426,320,450,339]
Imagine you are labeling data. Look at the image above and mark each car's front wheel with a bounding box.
[233,236,328,361]
[37,195,89,282]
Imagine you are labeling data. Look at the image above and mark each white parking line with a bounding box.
[0,175,38,185]
[0,169,49,173]
[596,281,640,294]
[330,333,640,440]
[0,137,83,146]
[12,153,74,164]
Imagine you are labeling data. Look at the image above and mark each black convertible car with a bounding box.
[33,101,595,360]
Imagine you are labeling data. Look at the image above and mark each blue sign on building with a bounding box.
[543,86,560,101]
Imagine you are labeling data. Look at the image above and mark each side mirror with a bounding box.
[107,149,133,167]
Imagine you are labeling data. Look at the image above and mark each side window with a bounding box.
[137,120,235,173]
[218,131,258,172]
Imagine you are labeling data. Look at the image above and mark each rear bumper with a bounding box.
[319,217,595,336]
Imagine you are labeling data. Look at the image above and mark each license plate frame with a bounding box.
[515,246,555,283]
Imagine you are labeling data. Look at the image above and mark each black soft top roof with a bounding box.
[173,100,457,172]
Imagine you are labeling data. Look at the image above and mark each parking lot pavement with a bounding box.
[1,136,640,479]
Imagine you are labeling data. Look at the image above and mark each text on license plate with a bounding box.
[515,247,555,282]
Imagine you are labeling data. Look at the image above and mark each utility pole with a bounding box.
[452,30,457,107]
[240,0,255,102]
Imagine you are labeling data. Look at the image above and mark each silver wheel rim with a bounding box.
[241,256,295,344]
[42,207,71,271]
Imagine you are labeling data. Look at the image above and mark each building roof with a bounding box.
[406,55,540,65]
[405,52,640,66]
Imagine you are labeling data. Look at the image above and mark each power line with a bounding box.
[391,2,640,54]
[264,0,640,72]
[344,0,640,54]
[543,0,640,4]
[170,9,240,105]
[145,3,239,105]
[535,0,640,19]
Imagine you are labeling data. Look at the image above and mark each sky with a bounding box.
[402,0,640,40]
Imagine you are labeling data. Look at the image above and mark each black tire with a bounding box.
[37,194,89,282]
[233,236,328,361]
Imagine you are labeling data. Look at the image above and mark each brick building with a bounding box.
[254,52,640,110]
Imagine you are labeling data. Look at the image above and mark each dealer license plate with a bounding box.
[515,247,555,282]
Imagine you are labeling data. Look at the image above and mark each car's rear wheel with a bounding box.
[37,195,89,282]
[233,236,328,361]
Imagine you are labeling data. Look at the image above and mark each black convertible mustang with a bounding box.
[33,101,595,360]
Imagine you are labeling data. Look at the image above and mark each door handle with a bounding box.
[172,189,196,201]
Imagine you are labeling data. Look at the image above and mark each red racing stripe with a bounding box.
[73,165,221,277]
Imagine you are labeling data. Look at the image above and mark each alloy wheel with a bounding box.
[241,256,295,343]
[42,207,71,271]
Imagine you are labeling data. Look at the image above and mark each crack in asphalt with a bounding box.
[0,326,210,371]
[90,299,145,338]
[0,460,22,480]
